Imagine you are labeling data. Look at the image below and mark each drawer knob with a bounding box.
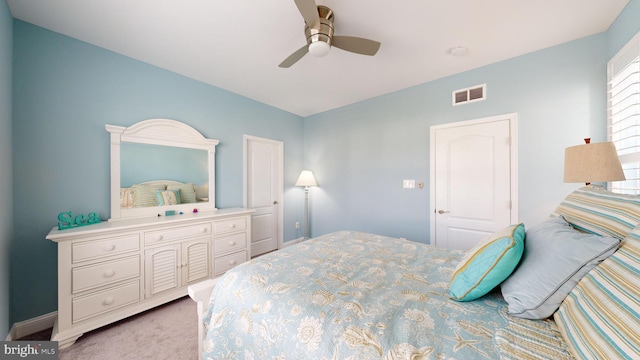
[156,235,163,241]
[103,270,115,278]
[228,241,236,246]
[228,223,236,228]
[103,297,114,306]
[201,227,208,233]
[229,260,237,265]
[105,244,116,251]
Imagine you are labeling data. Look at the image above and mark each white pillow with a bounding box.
[501,216,620,319]
[120,187,135,208]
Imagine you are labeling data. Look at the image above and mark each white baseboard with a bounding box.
[6,311,57,340]
[284,237,304,247]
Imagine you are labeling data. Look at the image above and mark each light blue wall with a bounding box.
[11,20,304,323]
[304,34,608,243]
[302,0,640,244]
[120,143,208,187]
[0,0,12,337]
[608,0,640,57]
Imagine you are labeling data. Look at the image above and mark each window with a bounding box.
[608,31,640,194]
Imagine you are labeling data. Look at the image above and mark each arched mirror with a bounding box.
[106,119,219,220]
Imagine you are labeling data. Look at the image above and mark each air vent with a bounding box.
[452,84,486,106]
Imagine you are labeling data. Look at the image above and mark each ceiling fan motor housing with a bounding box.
[304,5,334,46]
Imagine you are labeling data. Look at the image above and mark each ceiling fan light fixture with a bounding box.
[308,41,331,57]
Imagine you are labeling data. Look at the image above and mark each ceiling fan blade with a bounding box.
[332,36,381,56]
[294,0,320,28]
[279,45,309,68]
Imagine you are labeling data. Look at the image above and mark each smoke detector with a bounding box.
[448,46,468,56]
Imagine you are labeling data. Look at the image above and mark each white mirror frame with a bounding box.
[105,118,219,220]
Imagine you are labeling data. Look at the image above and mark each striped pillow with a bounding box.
[167,183,197,203]
[495,307,573,360]
[552,185,640,239]
[553,228,640,359]
[132,184,166,207]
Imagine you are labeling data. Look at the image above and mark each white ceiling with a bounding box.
[7,0,629,117]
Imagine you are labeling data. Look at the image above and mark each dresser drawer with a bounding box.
[72,256,140,293]
[213,217,247,235]
[72,234,139,263]
[214,251,247,276]
[144,223,211,245]
[72,281,140,323]
[214,232,247,256]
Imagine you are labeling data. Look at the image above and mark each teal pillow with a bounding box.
[449,223,525,301]
[156,190,181,205]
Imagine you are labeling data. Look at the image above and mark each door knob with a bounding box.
[438,210,450,214]
[273,200,278,204]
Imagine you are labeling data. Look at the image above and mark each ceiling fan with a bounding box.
[279,0,381,68]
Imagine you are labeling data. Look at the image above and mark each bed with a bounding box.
[120,180,208,208]
[191,186,640,360]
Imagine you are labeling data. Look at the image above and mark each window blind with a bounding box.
[609,31,640,194]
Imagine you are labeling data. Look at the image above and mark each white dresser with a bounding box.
[46,208,252,349]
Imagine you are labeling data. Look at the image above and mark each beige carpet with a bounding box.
[20,296,198,360]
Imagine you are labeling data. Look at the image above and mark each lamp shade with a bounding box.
[564,141,626,183]
[295,170,318,187]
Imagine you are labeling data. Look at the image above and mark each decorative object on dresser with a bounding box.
[57,211,101,230]
[46,119,253,349]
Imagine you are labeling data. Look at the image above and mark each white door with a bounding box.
[430,114,517,251]
[244,136,283,257]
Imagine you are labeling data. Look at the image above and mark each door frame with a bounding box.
[243,135,284,251]
[429,113,519,246]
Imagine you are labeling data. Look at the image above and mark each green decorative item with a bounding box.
[58,211,101,230]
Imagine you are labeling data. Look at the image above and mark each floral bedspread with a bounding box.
[203,231,507,359]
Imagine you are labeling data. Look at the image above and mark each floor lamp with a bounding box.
[295,170,318,239]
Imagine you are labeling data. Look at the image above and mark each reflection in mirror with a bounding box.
[120,143,208,187]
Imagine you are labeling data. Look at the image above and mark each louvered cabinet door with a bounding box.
[144,244,180,298]
[182,238,211,285]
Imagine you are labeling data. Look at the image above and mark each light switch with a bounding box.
[403,179,415,189]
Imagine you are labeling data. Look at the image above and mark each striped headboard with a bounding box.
[551,185,640,359]
[554,226,640,359]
